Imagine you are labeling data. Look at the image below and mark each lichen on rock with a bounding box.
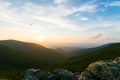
[79,57,120,80]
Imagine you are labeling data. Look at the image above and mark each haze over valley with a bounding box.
[0,0,120,80]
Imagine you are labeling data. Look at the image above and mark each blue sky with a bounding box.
[0,0,120,47]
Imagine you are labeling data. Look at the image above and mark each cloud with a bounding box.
[0,0,120,46]
[104,1,120,7]
[53,0,98,16]
[79,17,88,21]
[0,1,23,25]
[54,0,68,4]
[0,0,12,7]
[0,1,94,32]
[1,2,80,31]
[0,0,120,33]
[92,32,102,39]
[109,1,120,7]
[77,4,97,13]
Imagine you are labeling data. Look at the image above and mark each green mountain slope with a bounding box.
[0,40,66,79]
[71,43,113,56]
[0,40,119,79]
[60,43,120,72]
[0,40,65,70]
[0,44,37,70]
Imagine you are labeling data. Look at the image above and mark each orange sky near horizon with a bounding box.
[0,0,120,48]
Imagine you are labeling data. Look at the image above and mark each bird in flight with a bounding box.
[30,23,33,25]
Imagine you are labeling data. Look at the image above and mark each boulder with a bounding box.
[24,69,48,80]
[23,69,77,80]
[23,57,120,80]
[79,57,120,80]
[49,69,77,80]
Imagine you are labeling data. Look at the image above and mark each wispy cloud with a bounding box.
[103,1,120,7]
[54,0,68,4]
[109,1,120,7]
[79,17,88,21]
[92,32,102,39]
[0,0,120,31]
[0,0,97,31]
[0,0,120,46]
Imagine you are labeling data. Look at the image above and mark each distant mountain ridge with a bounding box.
[55,43,115,57]
[0,40,65,70]
[72,43,114,56]
[60,43,120,72]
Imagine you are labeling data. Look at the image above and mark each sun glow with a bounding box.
[36,36,45,42]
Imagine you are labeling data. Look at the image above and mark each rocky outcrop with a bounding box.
[79,57,120,80]
[24,69,48,80]
[23,57,120,80]
[49,69,77,80]
[23,69,78,80]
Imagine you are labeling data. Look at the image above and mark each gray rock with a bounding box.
[23,69,77,80]
[23,57,120,80]
[24,69,48,80]
[49,69,77,80]
[79,57,120,80]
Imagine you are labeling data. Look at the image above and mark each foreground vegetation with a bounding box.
[0,40,120,80]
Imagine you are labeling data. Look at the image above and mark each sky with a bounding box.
[0,0,120,47]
